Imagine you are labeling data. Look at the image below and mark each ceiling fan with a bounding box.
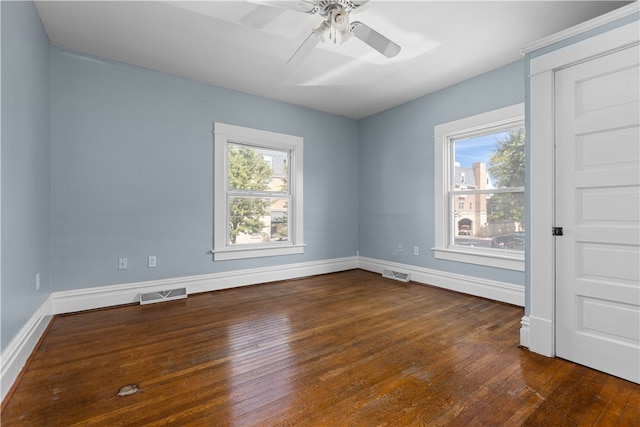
[247,0,402,65]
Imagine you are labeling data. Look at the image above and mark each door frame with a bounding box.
[527,17,639,357]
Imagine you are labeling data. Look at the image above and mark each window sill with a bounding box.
[433,247,524,271]
[213,244,305,261]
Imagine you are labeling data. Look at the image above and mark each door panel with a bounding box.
[576,127,639,171]
[555,45,640,383]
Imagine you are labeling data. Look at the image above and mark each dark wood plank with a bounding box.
[2,270,638,425]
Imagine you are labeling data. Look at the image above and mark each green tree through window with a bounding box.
[214,122,304,261]
[227,144,273,244]
[487,129,525,224]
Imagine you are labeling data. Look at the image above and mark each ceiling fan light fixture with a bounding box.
[331,8,349,32]
[328,7,351,44]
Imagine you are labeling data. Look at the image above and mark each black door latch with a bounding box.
[552,227,564,236]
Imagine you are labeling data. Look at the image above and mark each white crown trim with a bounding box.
[521,2,639,54]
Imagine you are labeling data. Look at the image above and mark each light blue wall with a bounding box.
[1,1,52,351]
[50,48,359,291]
[15,0,629,354]
[358,60,526,286]
[2,0,635,369]
[0,1,531,354]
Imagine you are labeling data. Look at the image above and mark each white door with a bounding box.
[555,44,640,383]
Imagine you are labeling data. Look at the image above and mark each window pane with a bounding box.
[453,192,524,252]
[454,128,524,189]
[451,127,524,252]
[228,144,289,193]
[228,196,289,245]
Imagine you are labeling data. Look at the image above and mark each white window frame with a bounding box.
[213,122,304,261]
[433,103,525,271]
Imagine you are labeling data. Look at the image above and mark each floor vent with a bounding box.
[140,287,187,305]
[382,269,410,283]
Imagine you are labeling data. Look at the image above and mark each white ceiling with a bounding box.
[35,1,631,119]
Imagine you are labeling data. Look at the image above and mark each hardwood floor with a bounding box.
[2,270,639,426]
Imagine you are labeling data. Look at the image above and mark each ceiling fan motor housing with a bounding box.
[316,0,360,17]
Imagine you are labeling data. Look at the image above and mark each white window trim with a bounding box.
[433,103,525,271]
[213,122,304,261]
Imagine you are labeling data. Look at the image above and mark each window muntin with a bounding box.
[433,104,525,271]
[214,123,303,261]
[450,128,525,253]
[226,143,291,245]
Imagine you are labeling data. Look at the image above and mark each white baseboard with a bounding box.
[358,257,525,307]
[1,296,53,402]
[529,315,555,357]
[50,257,358,315]
[520,316,531,348]
[2,255,524,404]
[1,256,357,403]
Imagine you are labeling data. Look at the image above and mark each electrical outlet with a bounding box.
[398,244,403,253]
[36,273,41,291]
[414,246,420,256]
[118,257,128,270]
[148,256,157,268]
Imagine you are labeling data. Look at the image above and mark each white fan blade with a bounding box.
[287,30,321,66]
[350,21,401,58]
[352,0,370,9]
[248,0,318,14]
[240,6,285,28]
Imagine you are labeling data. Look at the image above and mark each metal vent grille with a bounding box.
[140,287,187,305]
[382,269,410,282]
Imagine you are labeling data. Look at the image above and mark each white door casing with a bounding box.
[527,14,639,361]
[554,45,640,383]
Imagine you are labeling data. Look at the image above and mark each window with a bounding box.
[213,123,304,261]
[433,104,525,271]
